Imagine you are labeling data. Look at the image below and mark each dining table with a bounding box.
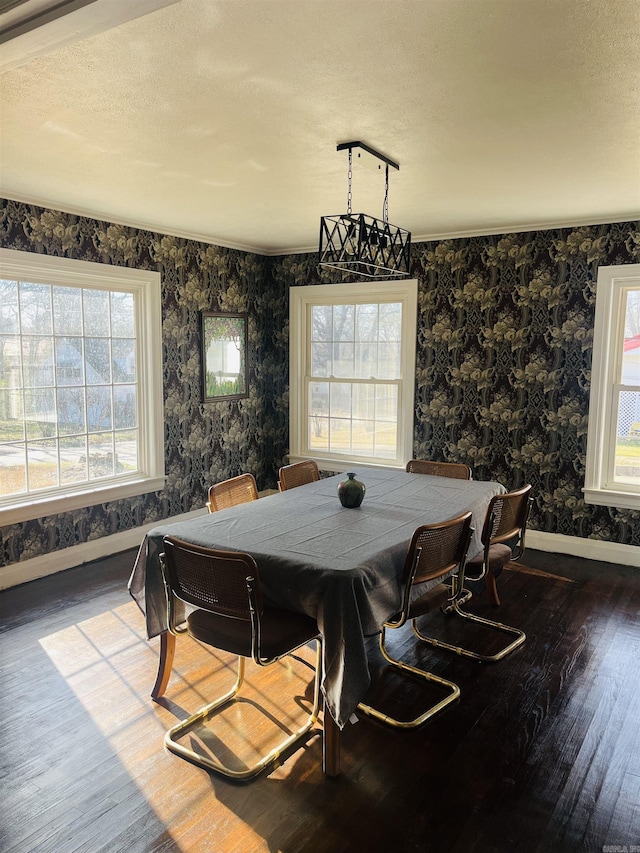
[128,467,505,776]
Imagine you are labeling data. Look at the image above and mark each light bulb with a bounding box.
[368,228,380,263]
[344,221,358,256]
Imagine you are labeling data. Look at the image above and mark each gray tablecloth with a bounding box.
[129,469,504,728]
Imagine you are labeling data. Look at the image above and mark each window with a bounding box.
[0,248,164,524]
[584,263,640,510]
[289,280,417,470]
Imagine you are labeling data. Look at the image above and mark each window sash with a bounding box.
[584,264,640,509]
[0,249,164,524]
[606,383,640,488]
[305,377,401,463]
[290,280,417,470]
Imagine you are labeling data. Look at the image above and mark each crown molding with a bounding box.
[0,0,181,71]
[1,193,265,255]
[2,193,638,258]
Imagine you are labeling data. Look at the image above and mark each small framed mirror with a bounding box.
[201,312,248,401]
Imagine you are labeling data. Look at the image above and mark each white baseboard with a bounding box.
[1,518,638,591]
[527,530,640,568]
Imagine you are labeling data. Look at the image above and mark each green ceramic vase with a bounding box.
[338,472,366,508]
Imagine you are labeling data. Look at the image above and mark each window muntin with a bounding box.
[585,264,640,509]
[0,249,164,524]
[290,280,417,470]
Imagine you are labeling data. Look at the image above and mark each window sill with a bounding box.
[0,475,166,525]
[583,487,640,511]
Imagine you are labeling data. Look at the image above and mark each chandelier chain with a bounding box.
[347,147,353,215]
[383,164,389,223]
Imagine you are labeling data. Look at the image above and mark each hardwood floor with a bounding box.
[1,547,639,852]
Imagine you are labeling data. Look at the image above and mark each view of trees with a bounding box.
[0,279,138,497]
[307,302,402,457]
[203,314,246,399]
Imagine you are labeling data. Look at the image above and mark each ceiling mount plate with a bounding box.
[336,141,399,172]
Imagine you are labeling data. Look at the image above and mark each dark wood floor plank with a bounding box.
[1,547,640,852]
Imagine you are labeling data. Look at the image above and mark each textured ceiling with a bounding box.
[1,0,639,254]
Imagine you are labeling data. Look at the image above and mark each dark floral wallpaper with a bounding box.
[271,221,640,549]
[0,198,287,566]
[1,197,639,568]
[413,224,639,546]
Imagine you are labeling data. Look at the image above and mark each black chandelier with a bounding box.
[319,141,411,279]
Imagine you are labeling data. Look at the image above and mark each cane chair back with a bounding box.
[207,472,258,513]
[159,536,322,780]
[162,537,261,627]
[479,484,532,554]
[406,459,472,480]
[278,460,320,491]
[400,512,474,620]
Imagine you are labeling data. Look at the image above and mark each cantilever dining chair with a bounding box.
[207,472,258,512]
[357,512,473,730]
[464,484,533,606]
[278,459,320,491]
[160,536,322,780]
[155,470,257,702]
[414,485,532,663]
[406,459,472,480]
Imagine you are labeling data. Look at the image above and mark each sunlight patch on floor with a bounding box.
[36,600,320,848]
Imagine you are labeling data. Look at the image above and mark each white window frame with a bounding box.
[584,262,640,510]
[0,248,165,525]
[289,279,417,472]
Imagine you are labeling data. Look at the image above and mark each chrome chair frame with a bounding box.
[357,512,473,729]
[159,536,322,780]
[414,595,525,663]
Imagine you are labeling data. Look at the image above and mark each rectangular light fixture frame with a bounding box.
[319,212,411,279]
